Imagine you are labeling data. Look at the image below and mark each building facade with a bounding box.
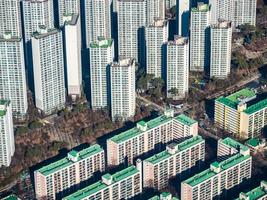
[63,14,82,99]
[210,20,232,79]
[215,88,267,138]
[110,58,136,121]
[0,33,28,118]
[166,36,189,99]
[0,100,14,167]
[181,151,252,200]
[22,0,54,43]
[90,38,114,110]
[146,0,165,26]
[177,0,190,36]
[85,0,111,48]
[34,144,105,200]
[190,3,210,72]
[58,0,80,27]
[0,0,22,37]
[63,163,142,200]
[31,27,66,115]
[107,110,198,166]
[143,136,205,190]
[146,19,168,78]
[117,0,146,63]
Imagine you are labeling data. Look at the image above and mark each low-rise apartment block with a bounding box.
[215,88,267,138]
[149,192,179,200]
[236,180,267,200]
[181,151,252,200]
[143,136,205,190]
[63,163,142,200]
[107,110,198,166]
[217,137,249,161]
[34,144,105,200]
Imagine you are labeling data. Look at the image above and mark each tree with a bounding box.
[28,121,43,130]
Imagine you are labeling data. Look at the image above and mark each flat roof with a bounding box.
[216,88,256,109]
[244,98,267,115]
[149,192,179,200]
[221,137,249,152]
[183,154,251,187]
[63,166,139,200]
[110,114,173,144]
[90,38,113,48]
[36,144,103,176]
[0,100,10,116]
[32,28,59,39]
[175,114,197,126]
[145,136,204,165]
[192,3,209,12]
[236,181,267,200]
[245,138,261,147]
[2,195,20,200]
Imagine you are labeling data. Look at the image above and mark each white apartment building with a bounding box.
[0,0,22,37]
[0,100,15,167]
[190,3,210,72]
[233,0,257,27]
[146,0,165,25]
[210,0,233,24]
[63,14,82,99]
[167,36,189,99]
[85,0,111,48]
[177,0,190,36]
[58,0,80,26]
[110,58,136,122]
[90,38,114,110]
[0,33,28,118]
[22,0,54,43]
[143,136,205,190]
[210,20,232,79]
[181,151,252,200]
[117,0,146,62]
[146,19,168,78]
[31,26,66,115]
[107,110,198,166]
[165,0,176,9]
[63,162,142,200]
[34,144,105,200]
[217,137,250,161]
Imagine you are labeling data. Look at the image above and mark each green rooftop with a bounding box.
[36,144,103,176]
[246,138,261,147]
[110,114,173,144]
[175,114,197,126]
[244,98,267,115]
[63,166,139,200]
[149,192,179,200]
[90,38,113,48]
[221,137,249,152]
[145,136,204,165]
[216,88,256,109]
[191,4,209,12]
[2,195,20,200]
[183,153,251,187]
[0,100,10,117]
[236,181,267,200]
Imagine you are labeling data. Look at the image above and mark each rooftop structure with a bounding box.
[0,100,10,116]
[236,181,267,200]
[191,3,209,12]
[221,137,249,152]
[2,195,20,200]
[149,192,179,200]
[90,38,113,48]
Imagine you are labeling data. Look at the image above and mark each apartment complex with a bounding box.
[85,0,111,48]
[190,3,210,72]
[181,151,252,200]
[149,192,179,200]
[63,164,142,200]
[58,0,80,26]
[143,136,205,190]
[0,100,14,167]
[146,19,168,78]
[0,0,22,37]
[166,36,189,99]
[107,110,198,166]
[90,38,114,110]
[34,144,105,200]
[63,14,82,98]
[22,0,54,43]
[146,0,165,25]
[236,180,267,200]
[31,27,65,114]
[210,20,232,79]
[217,137,249,161]
[0,33,28,118]
[215,88,267,138]
[117,0,146,63]
[110,58,136,121]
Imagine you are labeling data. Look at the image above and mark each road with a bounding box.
[136,95,165,112]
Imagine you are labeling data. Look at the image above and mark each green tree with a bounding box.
[28,121,43,130]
